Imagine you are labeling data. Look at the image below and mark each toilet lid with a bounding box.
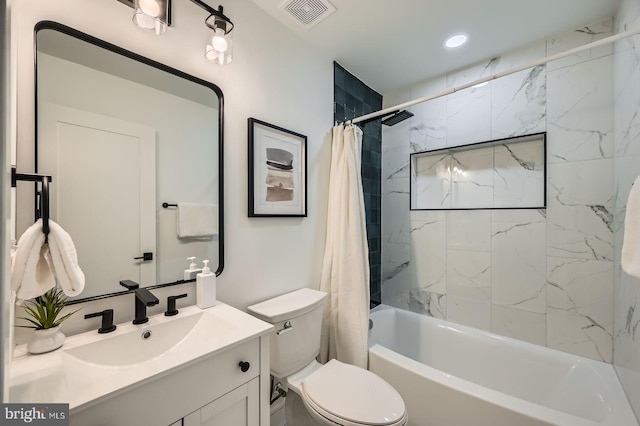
[301,359,406,426]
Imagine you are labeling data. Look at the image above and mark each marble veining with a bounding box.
[412,137,545,210]
[382,16,621,364]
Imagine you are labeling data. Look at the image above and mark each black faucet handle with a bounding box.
[165,293,188,316]
[85,309,117,334]
[119,280,139,290]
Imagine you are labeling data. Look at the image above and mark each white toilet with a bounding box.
[247,288,407,426]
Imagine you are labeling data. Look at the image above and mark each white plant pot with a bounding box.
[27,326,65,354]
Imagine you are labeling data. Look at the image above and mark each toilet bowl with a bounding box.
[247,288,407,426]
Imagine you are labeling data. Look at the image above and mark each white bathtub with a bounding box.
[368,305,638,426]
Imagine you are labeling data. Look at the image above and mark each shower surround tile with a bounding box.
[547,257,613,362]
[409,98,447,153]
[382,242,411,304]
[547,307,612,363]
[382,17,619,363]
[410,214,447,294]
[383,177,410,244]
[446,59,495,89]
[491,219,546,314]
[450,147,494,208]
[490,66,546,139]
[547,159,614,261]
[411,154,451,210]
[614,272,640,370]
[384,143,410,181]
[614,0,640,417]
[546,18,614,72]
[408,289,447,319]
[613,31,640,157]
[490,41,546,75]
[493,139,545,208]
[447,210,491,252]
[447,295,491,331]
[547,56,613,164]
[447,250,491,301]
[491,305,547,346]
[446,85,491,147]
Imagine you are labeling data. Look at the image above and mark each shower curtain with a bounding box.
[319,124,370,369]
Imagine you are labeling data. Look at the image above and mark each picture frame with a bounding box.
[248,118,307,217]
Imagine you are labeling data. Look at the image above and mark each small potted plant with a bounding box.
[18,288,79,354]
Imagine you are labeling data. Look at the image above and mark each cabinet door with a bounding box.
[183,377,259,426]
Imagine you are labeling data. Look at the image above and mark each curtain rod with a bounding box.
[346,26,640,126]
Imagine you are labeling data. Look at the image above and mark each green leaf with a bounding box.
[15,288,78,329]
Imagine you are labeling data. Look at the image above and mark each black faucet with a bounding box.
[120,280,159,325]
[84,309,117,334]
[133,288,159,324]
[165,293,188,316]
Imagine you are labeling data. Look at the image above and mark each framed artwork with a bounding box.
[248,118,307,217]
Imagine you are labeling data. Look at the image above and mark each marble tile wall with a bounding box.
[411,136,545,210]
[613,0,640,419]
[382,17,616,361]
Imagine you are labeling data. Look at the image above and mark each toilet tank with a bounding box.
[247,288,327,378]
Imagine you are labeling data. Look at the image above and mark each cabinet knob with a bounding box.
[239,361,250,373]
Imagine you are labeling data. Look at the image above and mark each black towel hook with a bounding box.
[11,167,53,242]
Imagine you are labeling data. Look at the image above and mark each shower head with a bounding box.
[380,110,414,126]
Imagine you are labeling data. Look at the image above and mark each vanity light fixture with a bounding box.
[204,5,233,65]
[126,0,234,65]
[133,0,171,35]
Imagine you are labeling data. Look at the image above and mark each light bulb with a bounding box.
[134,13,157,29]
[205,45,218,61]
[211,28,228,53]
[139,0,161,17]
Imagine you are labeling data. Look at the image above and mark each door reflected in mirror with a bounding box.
[16,22,224,302]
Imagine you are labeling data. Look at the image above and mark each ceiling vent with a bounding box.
[279,0,336,30]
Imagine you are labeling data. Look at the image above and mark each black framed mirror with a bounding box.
[20,21,224,303]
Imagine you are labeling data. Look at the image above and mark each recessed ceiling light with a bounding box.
[444,33,468,49]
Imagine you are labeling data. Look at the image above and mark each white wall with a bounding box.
[9,0,333,344]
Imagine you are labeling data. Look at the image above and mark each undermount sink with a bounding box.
[66,312,204,366]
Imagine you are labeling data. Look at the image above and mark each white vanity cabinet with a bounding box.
[182,377,259,426]
[69,333,269,426]
[10,304,272,426]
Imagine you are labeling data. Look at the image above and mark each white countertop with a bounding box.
[9,303,273,412]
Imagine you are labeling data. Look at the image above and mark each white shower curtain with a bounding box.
[319,124,370,369]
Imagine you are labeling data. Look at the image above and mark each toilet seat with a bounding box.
[300,359,407,426]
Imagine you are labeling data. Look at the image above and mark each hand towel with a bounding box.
[10,219,55,301]
[47,220,85,297]
[622,176,640,278]
[177,203,218,238]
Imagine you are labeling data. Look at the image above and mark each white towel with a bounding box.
[622,176,640,278]
[47,220,85,297]
[10,219,55,301]
[177,203,218,238]
[10,219,85,301]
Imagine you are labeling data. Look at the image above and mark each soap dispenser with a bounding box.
[196,260,217,309]
[184,257,202,280]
